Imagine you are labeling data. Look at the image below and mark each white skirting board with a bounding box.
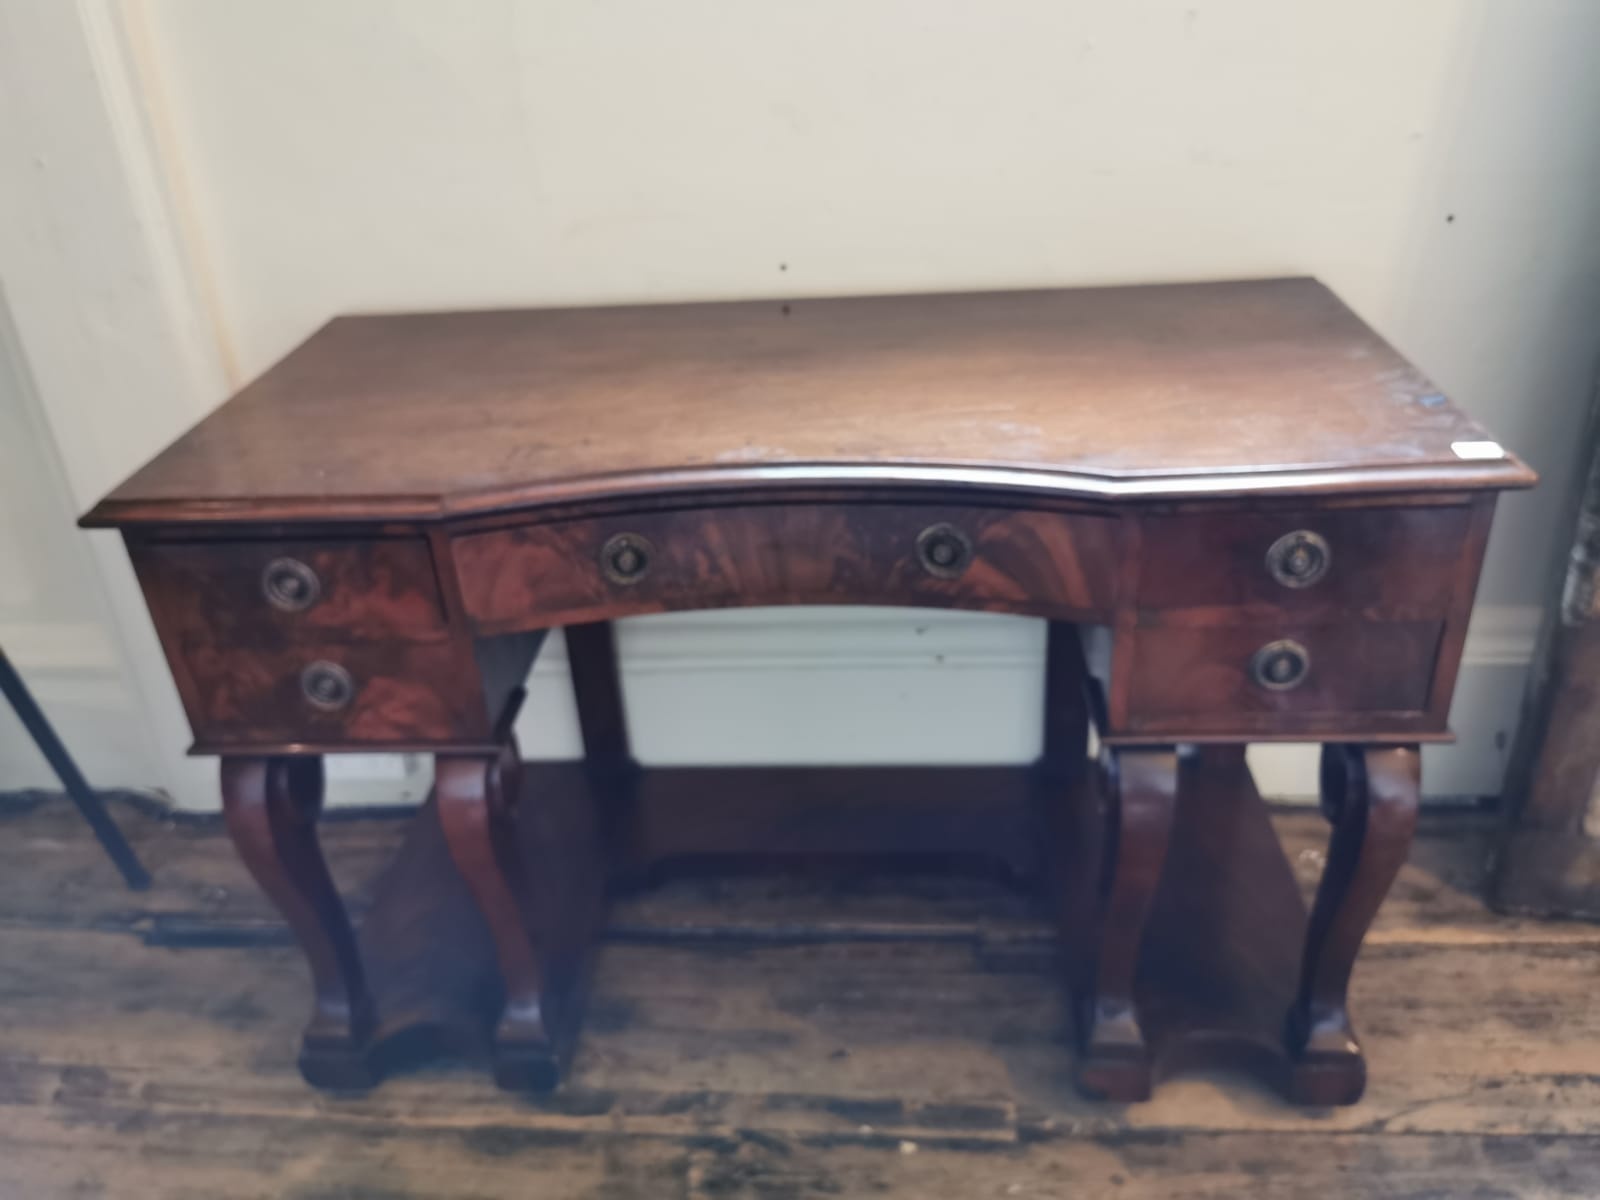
[0,606,1541,810]
[404,603,1540,808]
[513,604,1541,804]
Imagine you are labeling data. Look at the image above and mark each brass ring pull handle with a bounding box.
[915,523,974,579]
[1265,530,1331,589]
[1251,639,1311,692]
[301,661,355,711]
[600,532,653,585]
[263,557,321,612]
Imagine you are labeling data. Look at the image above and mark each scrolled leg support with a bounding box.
[221,756,376,1089]
[1075,745,1178,1102]
[437,738,563,1091]
[1287,743,1420,1105]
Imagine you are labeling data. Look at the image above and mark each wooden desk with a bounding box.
[83,279,1534,1104]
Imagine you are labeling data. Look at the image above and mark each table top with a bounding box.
[84,278,1534,527]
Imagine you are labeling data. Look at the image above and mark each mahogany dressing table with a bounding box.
[82,279,1534,1105]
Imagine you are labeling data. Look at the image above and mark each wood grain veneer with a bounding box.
[452,503,1119,632]
[82,279,1533,527]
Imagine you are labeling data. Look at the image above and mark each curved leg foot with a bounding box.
[1287,744,1420,1105]
[221,756,377,1090]
[437,739,561,1091]
[1075,745,1178,1102]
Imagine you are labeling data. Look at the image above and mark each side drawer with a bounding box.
[173,638,491,747]
[130,538,448,642]
[1136,505,1475,616]
[452,504,1120,630]
[1117,621,1442,735]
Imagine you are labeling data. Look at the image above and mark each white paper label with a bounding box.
[1451,440,1505,460]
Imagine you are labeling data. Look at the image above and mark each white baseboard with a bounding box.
[517,603,1543,802]
[0,605,1543,809]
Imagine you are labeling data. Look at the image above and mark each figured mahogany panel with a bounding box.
[130,538,446,642]
[82,280,1535,527]
[1135,504,1476,618]
[1119,622,1441,734]
[451,504,1120,631]
[175,638,490,746]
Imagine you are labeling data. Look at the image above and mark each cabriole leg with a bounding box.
[436,737,559,1090]
[1075,744,1178,1102]
[1288,743,1420,1104]
[220,755,376,1089]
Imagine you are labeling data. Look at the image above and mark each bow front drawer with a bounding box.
[129,538,448,642]
[450,504,1120,630]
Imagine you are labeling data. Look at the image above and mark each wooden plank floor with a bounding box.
[2,791,1599,1198]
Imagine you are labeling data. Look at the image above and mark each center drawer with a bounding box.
[451,504,1120,631]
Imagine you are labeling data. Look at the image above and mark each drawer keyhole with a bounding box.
[600,532,653,585]
[916,523,974,579]
[1251,639,1311,692]
[263,557,322,612]
[1266,531,1331,589]
[301,661,355,711]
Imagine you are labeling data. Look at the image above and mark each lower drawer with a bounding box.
[173,639,491,747]
[1117,622,1442,735]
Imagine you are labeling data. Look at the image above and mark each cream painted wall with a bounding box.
[4,1,1597,805]
[138,0,1600,607]
[0,301,160,790]
[0,2,227,808]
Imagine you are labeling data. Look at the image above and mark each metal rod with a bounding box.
[0,648,151,890]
